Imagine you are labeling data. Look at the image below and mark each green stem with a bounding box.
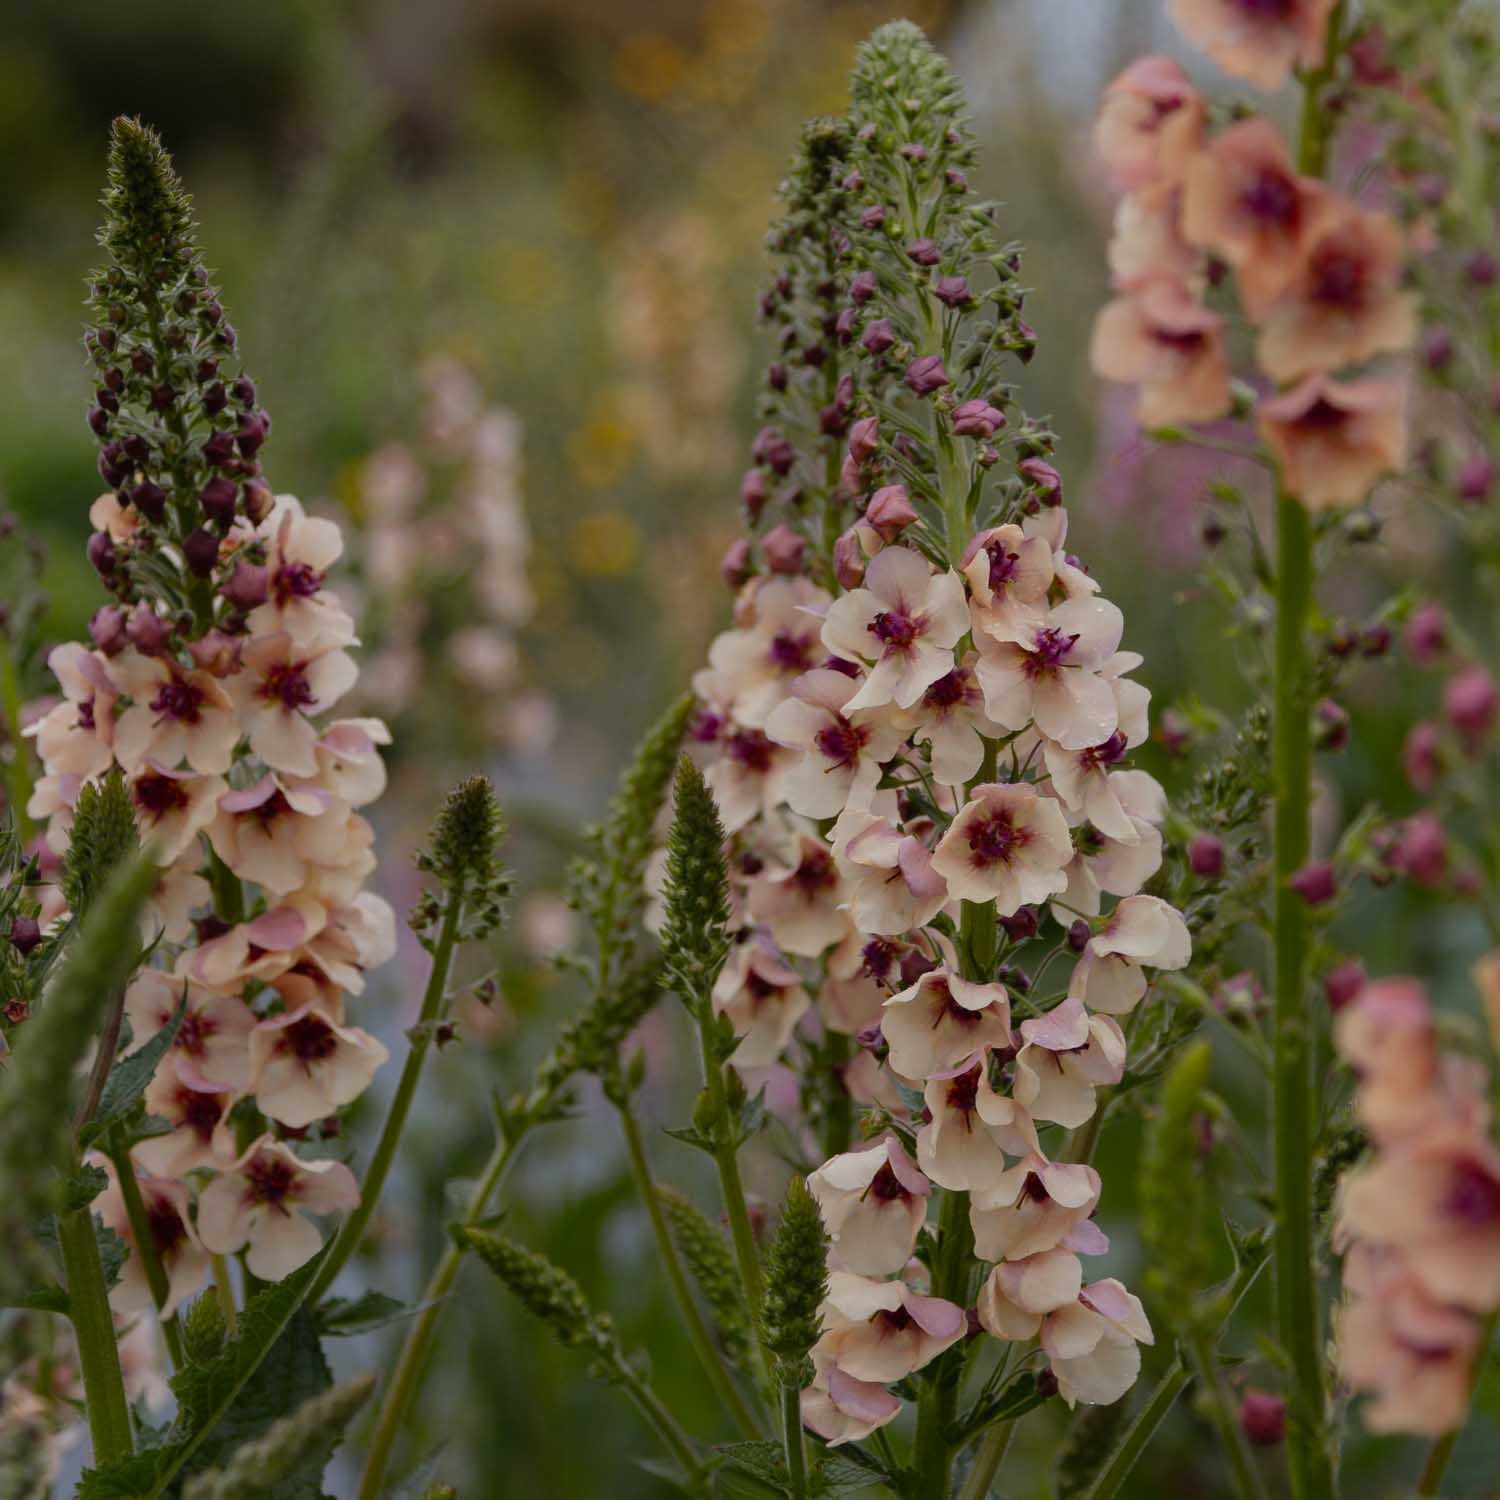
[1271,13,1344,1493]
[781,1380,809,1500]
[820,1029,855,1159]
[1078,1357,1191,1500]
[0,633,34,845]
[74,989,128,1133]
[211,1253,239,1337]
[356,1126,526,1500]
[615,1089,764,1438]
[308,895,463,1305]
[58,1204,134,1465]
[1415,1306,1500,1496]
[613,1351,709,1493]
[913,1186,971,1497]
[958,1417,1015,1500]
[1187,1326,1268,1500]
[105,1142,185,1369]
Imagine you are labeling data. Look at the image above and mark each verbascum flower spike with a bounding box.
[61,769,138,918]
[412,774,510,946]
[660,755,732,1004]
[762,1176,830,1385]
[657,1183,754,1369]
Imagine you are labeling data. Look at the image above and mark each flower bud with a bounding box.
[199,475,239,526]
[221,557,270,612]
[202,428,236,467]
[202,380,228,415]
[951,398,1005,437]
[89,605,128,656]
[1397,813,1447,886]
[865,484,917,541]
[242,478,275,525]
[1188,833,1224,878]
[1402,720,1442,793]
[847,415,880,465]
[1239,1390,1286,1447]
[126,602,173,656]
[236,412,269,457]
[999,906,1038,943]
[833,526,869,589]
[1360,622,1391,657]
[1422,327,1454,372]
[904,355,949,395]
[1322,960,1365,1012]
[1313,698,1350,752]
[860,204,886,230]
[850,270,877,304]
[862,319,896,355]
[127,479,167,524]
[720,538,753,590]
[1458,450,1493,504]
[907,238,940,266]
[1067,919,1091,952]
[87,404,111,437]
[751,427,796,476]
[767,361,787,391]
[1404,602,1446,663]
[1288,862,1337,906]
[762,523,806,576]
[87,530,116,576]
[188,628,243,677]
[233,375,257,406]
[8,915,42,955]
[1445,664,1499,744]
[182,526,220,578]
[1465,250,1498,287]
[935,275,971,308]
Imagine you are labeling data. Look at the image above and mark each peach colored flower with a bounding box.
[704,722,796,835]
[961,525,1053,645]
[1069,895,1192,1013]
[1089,279,1231,427]
[808,1136,931,1277]
[814,1272,966,1382]
[185,900,324,995]
[196,1135,359,1280]
[970,1155,1102,1262]
[1257,203,1418,382]
[228,630,359,777]
[1181,119,1328,318]
[699,577,830,729]
[764,668,905,818]
[801,1363,902,1447]
[95,1159,209,1317]
[819,931,896,1036]
[977,1248,1084,1340]
[130,764,228,864]
[1042,1279,1154,1406]
[1107,183,1202,289]
[1333,978,1440,1142]
[1053,769,1166,919]
[831,806,950,936]
[710,932,811,1068]
[1168,0,1337,90]
[1473,951,1500,1057]
[905,655,1004,788]
[745,833,849,958]
[301,717,391,807]
[821,547,970,712]
[1092,56,1206,190]
[930,782,1072,913]
[1258,374,1407,511]
[1012,998,1127,1128]
[132,1060,239,1178]
[124,971,255,1090]
[245,495,357,648]
[248,1001,389,1128]
[207,774,363,897]
[27,644,116,778]
[917,1049,1040,1191]
[975,598,1125,750]
[109,650,239,777]
[882,969,1012,1081]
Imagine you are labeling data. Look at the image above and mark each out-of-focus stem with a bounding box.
[105,1141,185,1369]
[0,634,34,845]
[1415,1305,1500,1496]
[1188,1325,1268,1500]
[58,1204,134,1465]
[1078,1356,1191,1500]
[958,1417,1015,1500]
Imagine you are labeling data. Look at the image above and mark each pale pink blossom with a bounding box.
[975,598,1125,750]
[977,1248,1084,1340]
[26,644,116,778]
[1012,998,1127,1128]
[130,764,228,864]
[229,630,359,777]
[196,1135,360,1280]
[1042,1279,1153,1406]
[930,782,1072,913]
[703,723,796,835]
[970,1156,1102,1262]
[808,1137,932,1277]
[208,774,365,897]
[1092,56,1205,190]
[132,1060,239,1178]
[699,577,830,729]
[905,655,1004,787]
[245,495,357,648]
[801,1363,902,1446]
[745,833,849,957]
[819,931,896,1036]
[1107,183,1202,290]
[917,1049,1040,1191]
[1069,895,1192,1014]
[831,806,949,936]
[248,1001,389,1128]
[302,718,391,807]
[124,971,255,1090]
[1333,978,1440,1142]
[1168,0,1337,91]
[764,669,905,818]
[109,650,239,776]
[1258,375,1408,512]
[710,933,811,1068]
[1053,769,1166,919]
[814,1271,966,1382]
[821,548,970,712]
[962,525,1053,645]
[882,969,1012,1081]
[96,1160,209,1317]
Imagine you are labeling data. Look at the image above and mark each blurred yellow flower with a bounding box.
[613,34,689,103]
[571,511,641,577]
[566,410,636,489]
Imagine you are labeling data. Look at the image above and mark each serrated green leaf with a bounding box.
[662,1125,715,1155]
[717,1440,789,1489]
[814,1447,891,1494]
[80,994,187,1149]
[317,1289,429,1337]
[76,1450,171,1500]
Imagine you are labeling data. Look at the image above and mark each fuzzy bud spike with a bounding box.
[659,756,732,1003]
[656,1184,753,1368]
[62,768,140,918]
[461,1227,617,1361]
[413,776,510,946]
[760,1176,829,1384]
[528,955,664,1106]
[850,21,969,141]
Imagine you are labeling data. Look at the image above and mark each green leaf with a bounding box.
[716,1441,789,1490]
[661,1124,715,1155]
[952,1371,1051,1441]
[317,1290,430,1337]
[76,1451,169,1499]
[80,993,187,1148]
[814,1449,892,1494]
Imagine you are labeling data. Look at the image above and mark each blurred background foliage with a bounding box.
[2,0,1490,1495]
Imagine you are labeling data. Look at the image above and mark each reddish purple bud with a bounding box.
[202,428,236,467]
[952,398,1006,437]
[848,416,880,465]
[126,603,173,656]
[1239,1390,1286,1447]
[1465,250,1498,287]
[1402,720,1443,793]
[1067,919,1091,953]
[945,167,968,191]
[199,475,239,526]
[999,906,1038,943]
[1018,457,1062,505]
[850,270,877,305]
[751,427,796,476]
[762,523,806,576]
[202,380,228,415]
[129,480,167,523]
[1458,450,1493,504]
[1423,328,1454,372]
[150,383,176,411]
[89,605,128,656]
[860,204,886,230]
[1445,664,1499,743]
[899,142,928,163]
[1323,960,1366,1012]
[935,275,971,308]
[236,412,269,457]
[741,468,770,522]
[1189,833,1224,878]
[833,307,856,344]
[8,916,41,955]
[87,404,111,437]
[98,442,130,489]
[865,484,918,541]
[232,375,257,406]
[862,319,896,356]
[242,478,275,525]
[833,526,868,590]
[899,949,937,986]
[720,538,753,590]
[1036,1369,1060,1399]
[1405,602,1447,664]
[767,362,787,391]
[1398,813,1447,886]
[907,238,940,267]
[87,531,116,576]
[1361,622,1392,657]
[1314,698,1350,752]
[221,557,270,612]
[182,527,220,578]
[904,355,950,396]
[1289,862,1337,905]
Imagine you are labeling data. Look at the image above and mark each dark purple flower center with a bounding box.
[145,1192,188,1254]
[1150,326,1208,354]
[868,1162,909,1202]
[986,544,1020,592]
[180,1088,225,1138]
[150,676,205,725]
[875,1306,914,1333]
[946,1065,981,1118]
[815,719,870,768]
[1078,731,1129,773]
[968,810,1024,867]
[262,662,317,712]
[769,630,815,672]
[1023,627,1079,679]
[1309,246,1366,308]
[1242,168,1300,228]
[245,1153,297,1207]
[134,773,189,817]
[281,1014,339,1065]
[1296,398,1351,432]
[862,937,899,983]
[275,561,324,602]
[870,609,923,650]
[727,729,776,774]
[1445,1157,1500,1225]
[1021,1171,1050,1204]
[175,1008,213,1057]
[792,848,837,895]
[1233,0,1293,16]
[923,670,970,712]
[78,700,97,731]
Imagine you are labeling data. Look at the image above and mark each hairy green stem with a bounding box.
[613,1351,708,1492]
[781,1380,809,1500]
[309,896,463,1305]
[1078,1356,1191,1500]
[615,1090,764,1437]
[211,1252,239,1337]
[58,1204,134,1465]
[105,1141,185,1369]
[1188,1326,1268,1500]
[958,1416,1015,1500]
[913,1186,972,1497]
[74,989,127,1134]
